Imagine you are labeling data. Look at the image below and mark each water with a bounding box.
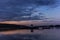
[0,28,60,40]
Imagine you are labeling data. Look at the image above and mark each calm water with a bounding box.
[0,28,60,40]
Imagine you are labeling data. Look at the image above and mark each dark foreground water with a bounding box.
[0,28,60,40]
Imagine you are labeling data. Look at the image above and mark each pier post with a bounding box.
[30,24,34,32]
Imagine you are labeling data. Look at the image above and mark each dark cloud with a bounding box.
[35,0,56,6]
[0,0,56,21]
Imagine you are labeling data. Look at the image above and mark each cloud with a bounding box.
[34,0,56,6]
[0,0,57,21]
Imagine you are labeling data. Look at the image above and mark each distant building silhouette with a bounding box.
[31,24,33,27]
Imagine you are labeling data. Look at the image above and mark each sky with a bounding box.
[0,0,60,22]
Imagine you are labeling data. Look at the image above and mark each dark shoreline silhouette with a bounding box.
[0,23,39,32]
[0,23,60,32]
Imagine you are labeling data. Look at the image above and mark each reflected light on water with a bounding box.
[0,28,60,37]
[0,29,43,35]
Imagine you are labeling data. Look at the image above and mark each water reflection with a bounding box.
[0,29,43,35]
[0,29,60,40]
[0,28,60,35]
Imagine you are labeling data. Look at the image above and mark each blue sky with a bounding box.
[35,0,60,21]
[0,0,60,21]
